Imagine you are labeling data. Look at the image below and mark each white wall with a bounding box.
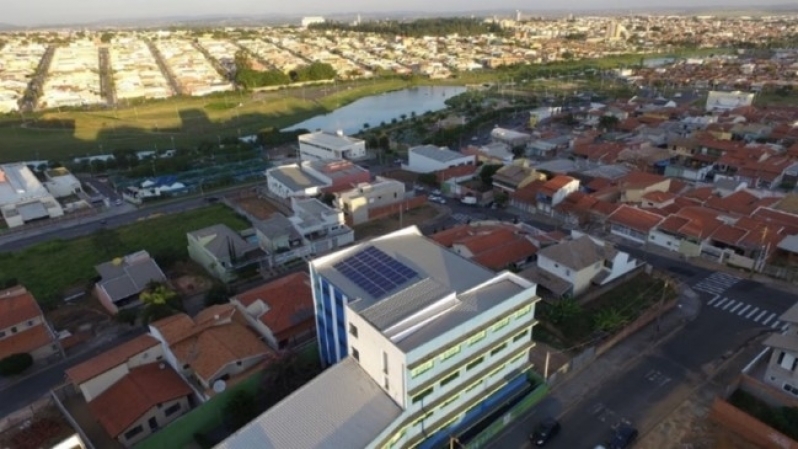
[552,180,580,206]
[265,165,325,199]
[648,229,681,252]
[405,150,475,174]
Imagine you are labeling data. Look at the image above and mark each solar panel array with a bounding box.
[333,246,418,297]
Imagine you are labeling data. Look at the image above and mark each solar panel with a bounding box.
[333,246,419,297]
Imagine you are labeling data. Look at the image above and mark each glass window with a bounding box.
[438,393,460,410]
[349,323,358,338]
[440,371,460,387]
[490,342,508,356]
[440,345,461,361]
[164,403,182,416]
[512,328,529,342]
[465,379,482,393]
[491,317,511,333]
[467,330,487,346]
[466,356,484,371]
[123,425,143,441]
[352,347,360,361]
[411,360,434,378]
[513,304,533,319]
[411,387,433,404]
[508,351,526,365]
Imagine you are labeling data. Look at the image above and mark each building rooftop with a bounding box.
[0,286,42,329]
[409,144,465,163]
[0,163,51,206]
[88,363,193,438]
[232,272,314,336]
[215,357,402,449]
[305,159,369,180]
[311,226,495,332]
[66,335,161,385]
[94,250,167,303]
[538,235,617,271]
[188,224,257,260]
[491,127,531,141]
[300,131,363,150]
[267,165,327,192]
[0,324,54,360]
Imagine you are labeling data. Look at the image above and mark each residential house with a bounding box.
[254,213,307,266]
[618,171,671,203]
[65,335,191,447]
[148,304,273,400]
[492,160,545,194]
[648,206,724,257]
[336,177,406,225]
[509,180,545,214]
[187,224,262,283]
[230,272,316,350]
[0,285,60,362]
[265,159,370,200]
[490,127,531,148]
[431,223,539,271]
[288,197,355,255]
[522,232,639,297]
[94,250,168,314]
[762,302,798,398]
[217,226,541,449]
[298,131,367,161]
[535,175,580,216]
[462,143,514,165]
[404,145,475,174]
[607,204,665,244]
[705,91,755,112]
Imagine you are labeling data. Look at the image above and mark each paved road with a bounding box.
[0,328,145,418]
[486,263,796,449]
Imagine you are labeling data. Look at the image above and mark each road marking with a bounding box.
[737,304,751,315]
[714,297,730,308]
[754,310,768,322]
[707,295,721,306]
[659,378,672,387]
[746,307,760,319]
[762,313,777,326]
[771,320,782,329]
[783,323,791,331]
[722,300,736,311]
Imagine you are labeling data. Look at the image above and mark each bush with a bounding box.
[0,353,34,376]
[115,308,138,326]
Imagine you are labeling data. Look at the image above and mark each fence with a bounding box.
[366,195,427,222]
[709,398,798,449]
[0,396,53,434]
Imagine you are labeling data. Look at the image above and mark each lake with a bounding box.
[643,57,677,68]
[283,85,467,135]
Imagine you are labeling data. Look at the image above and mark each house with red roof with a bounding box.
[0,285,61,362]
[606,205,665,244]
[230,272,316,351]
[535,175,580,216]
[618,171,671,203]
[648,207,724,257]
[431,223,539,272]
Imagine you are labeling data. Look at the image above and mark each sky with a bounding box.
[5,0,773,26]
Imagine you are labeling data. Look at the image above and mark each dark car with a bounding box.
[606,421,638,449]
[529,418,561,446]
[204,196,220,203]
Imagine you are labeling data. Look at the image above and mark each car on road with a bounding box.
[114,199,123,206]
[600,421,638,449]
[529,417,560,446]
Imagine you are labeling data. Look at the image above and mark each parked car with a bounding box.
[530,417,561,446]
[605,421,638,449]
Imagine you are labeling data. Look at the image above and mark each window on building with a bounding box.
[411,386,434,404]
[491,317,511,333]
[27,320,34,327]
[0,331,5,338]
[440,345,461,362]
[784,383,798,397]
[465,379,482,393]
[384,376,390,391]
[382,351,389,374]
[466,356,485,371]
[490,342,508,356]
[411,360,434,378]
[164,403,182,417]
[467,330,487,346]
[513,329,529,342]
[10,327,16,334]
[438,394,460,411]
[349,323,358,338]
[351,347,360,361]
[123,425,144,441]
[513,304,533,319]
[440,371,460,387]
[508,351,526,365]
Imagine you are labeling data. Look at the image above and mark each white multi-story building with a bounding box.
[298,131,367,162]
[404,145,475,174]
[217,226,540,449]
[0,164,64,228]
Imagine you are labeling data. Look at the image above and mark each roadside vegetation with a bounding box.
[0,205,249,308]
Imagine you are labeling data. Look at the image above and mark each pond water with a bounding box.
[282,85,467,135]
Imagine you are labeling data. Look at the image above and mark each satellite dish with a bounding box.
[212,380,227,393]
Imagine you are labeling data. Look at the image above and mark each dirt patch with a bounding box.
[172,275,213,297]
[228,195,282,221]
[353,204,440,240]
[46,297,110,334]
[0,406,74,449]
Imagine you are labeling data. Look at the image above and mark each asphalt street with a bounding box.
[0,328,145,418]
[486,259,796,449]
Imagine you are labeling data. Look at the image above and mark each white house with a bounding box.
[404,145,475,174]
[705,91,755,112]
[536,175,580,216]
[298,131,367,162]
[265,159,370,200]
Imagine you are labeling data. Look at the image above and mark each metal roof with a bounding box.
[267,165,327,192]
[300,131,363,150]
[410,144,466,163]
[215,357,401,449]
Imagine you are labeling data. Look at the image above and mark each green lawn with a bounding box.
[0,79,409,163]
[0,204,250,306]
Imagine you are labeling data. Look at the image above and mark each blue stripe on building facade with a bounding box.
[315,274,349,366]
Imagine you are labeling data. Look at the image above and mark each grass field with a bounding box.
[0,204,250,305]
[0,78,409,163]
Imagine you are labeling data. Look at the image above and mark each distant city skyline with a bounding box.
[3,0,776,27]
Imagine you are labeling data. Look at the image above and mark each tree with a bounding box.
[0,353,33,376]
[599,115,620,130]
[140,282,181,323]
[362,122,370,130]
[479,164,503,186]
[204,283,232,307]
[99,32,114,43]
[224,391,259,430]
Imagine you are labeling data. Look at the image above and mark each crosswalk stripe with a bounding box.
[754,310,768,322]
[729,303,743,313]
[722,300,737,311]
[783,323,791,331]
[746,307,760,319]
[771,320,782,329]
[707,296,721,306]
[737,305,751,315]
[714,297,730,308]
[762,313,777,326]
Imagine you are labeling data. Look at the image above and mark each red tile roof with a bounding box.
[89,363,192,438]
[232,273,314,336]
[642,191,677,204]
[433,224,539,271]
[608,205,664,233]
[540,175,577,196]
[619,171,668,189]
[0,325,54,360]
[509,180,545,206]
[710,225,748,246]
[435,164,478,182]
[66,335,160,385]
[683,186,715,202]
[0,286,43,330]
